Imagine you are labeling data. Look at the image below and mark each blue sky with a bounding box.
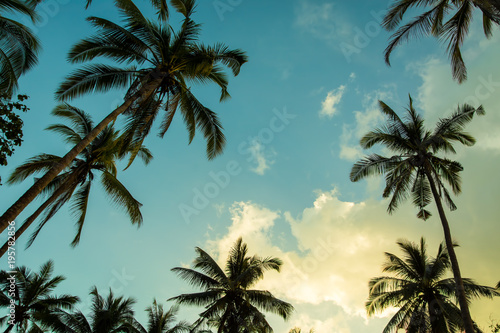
[1,0,500,332]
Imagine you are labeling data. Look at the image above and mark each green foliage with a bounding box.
[170,237,293,333]
[0,94,28,166]
[383,0,500,83]
[0,260,79,333]
[367,238,499,333]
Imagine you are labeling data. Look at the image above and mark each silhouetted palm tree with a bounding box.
[0,0,40,96]
[383,0,500,83]
[350,95,484,333]
[0,260,79,333]
[170,237,293,333]
[0,0,247,235]
[48,287,141,333]
[367,238,499,333]
[0,104,150,256]
[137,300,190,333]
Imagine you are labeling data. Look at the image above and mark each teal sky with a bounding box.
[1,1,500,332]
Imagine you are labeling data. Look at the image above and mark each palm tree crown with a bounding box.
[0,0,247,232]
[48,287,141,333]
[0,260,79,333]
[137,300,190,333]
[170,237,294,333]
[367,238,499,333]
[0,0,40,96]
[350,95,484,333]
[383,0,500,83]
[5,104,150,249]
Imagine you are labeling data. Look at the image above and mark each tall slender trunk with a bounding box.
[0,79,161,235]
[0,173,78,258]
[424,169,475,333]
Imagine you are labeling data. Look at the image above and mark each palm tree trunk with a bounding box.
[3,323,14,333]
[425,169,475,333]
[0,173,78,258]
[0,78,162,235]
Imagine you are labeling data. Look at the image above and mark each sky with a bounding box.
[1,0,500,332]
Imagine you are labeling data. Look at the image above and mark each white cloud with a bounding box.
[248,140,276,175]
[338,87,396,161]
[294,0,352,42]
[319,85,346,118]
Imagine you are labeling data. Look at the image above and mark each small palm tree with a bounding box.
[0,260,79,333]
[170,237,294,333]
[0,0,247,236]
[350,95,484,333]
[0,103,150,256]
[137,300,190,333]
[367,238,499,333]
[48,287,141,333]
[288,328,314,333]
[383,0,500,83]
[0,0,40,96]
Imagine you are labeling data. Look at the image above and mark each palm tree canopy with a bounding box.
[170,237,293,333]
[6,104,150,247]
[47,286,141,333]
[383,0,500,83]
[136,300,190,333]
[56,0,247,161]
[367,238,499,333]
[0,0,40,96]
[350,95,484,220]
[0,260,79,333]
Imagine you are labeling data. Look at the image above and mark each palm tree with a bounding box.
[0,104,150,257]
[169,237,293,333]
[367,238,499,333]
[350,95,484,333]
[0,0,40,96]
[288,328,314,333]
[0,0,247,235]
[383,0,500,83]
[0,260,79,333]
[48,287,141,333]
[137,300,190,333]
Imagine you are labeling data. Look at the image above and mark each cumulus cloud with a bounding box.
[319,85,346,118]
[247,140,276,175]
[338,87,396,161]
[203,189,434,332]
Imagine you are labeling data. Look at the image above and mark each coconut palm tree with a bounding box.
[350,95,484,333]
[367,238,499,333]
[288,328,314,333]
[48,287,141,333]
[0,0,247,235]
[0,0,40,96]
[169,237,293,333]
[0,103,150,257]
[0,260,79,333]
[383,0,500,83]
[136,300,190,333]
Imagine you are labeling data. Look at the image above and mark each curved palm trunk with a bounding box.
[3,323,14,333]
[0,79,162,235]
[0,173,78,258]
[425,170,475,333]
